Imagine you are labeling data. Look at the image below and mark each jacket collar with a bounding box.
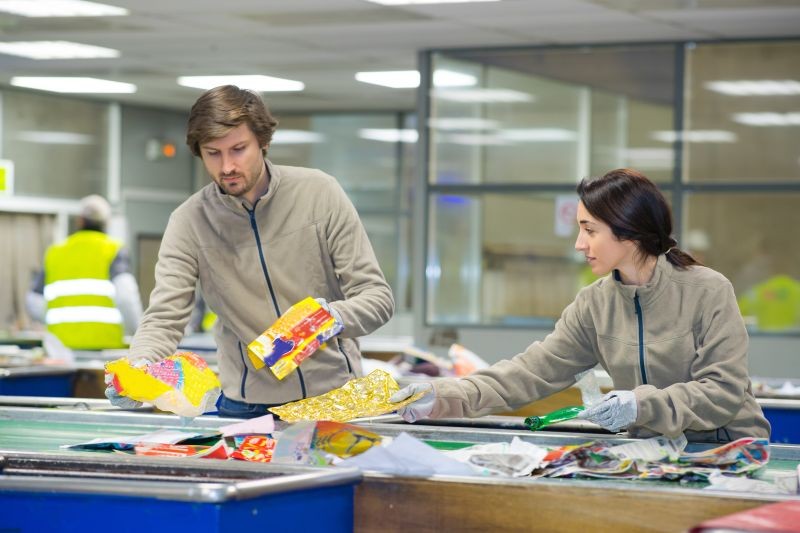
[610,254,672,306]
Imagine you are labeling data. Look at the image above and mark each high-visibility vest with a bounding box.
[738,274,800,332]
[44,230,125,350]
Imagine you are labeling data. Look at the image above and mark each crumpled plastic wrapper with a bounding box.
[248,296,343,380]
[269,369,426,423]
[105,352,221,418]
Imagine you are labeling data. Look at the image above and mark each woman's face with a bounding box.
[574,201,638,276]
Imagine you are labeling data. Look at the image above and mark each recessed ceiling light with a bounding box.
[177,75,304,92]
[359,129,419,143]
[651,130,737,143]
[733,112,800,126]
[428,118,498,130]
[432,88,533,103]
[271,130,325,144]
[356,71,420,89]
[365,0,501,5]
[0,0,128,17]
[355,69,476,89]
[0,41,120,59]
[10,77,136,93]
[705,80,800,96]
[15,131,96,145]
[499,128,576,142]
[432,70,476,88]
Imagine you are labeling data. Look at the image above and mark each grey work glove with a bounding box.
[315,297,344,334]
[577,390,637,432]
[104,385,143,409]
[103,359,144,409]
[389,383,435,423]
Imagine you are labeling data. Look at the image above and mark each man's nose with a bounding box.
[221,153,235,174]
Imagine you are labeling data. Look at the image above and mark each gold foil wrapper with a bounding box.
[269,369,426,423]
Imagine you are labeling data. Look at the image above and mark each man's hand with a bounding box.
[103,358,145,409]
[577,390,637,432]
[315,298,344,334]
[104,385,143,409]
[389,382,435,423]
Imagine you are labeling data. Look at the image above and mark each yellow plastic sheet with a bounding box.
[105,352,221,418]
[269,369,426,423]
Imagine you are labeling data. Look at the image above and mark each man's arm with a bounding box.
[324,178,394,337]
[128,211,199,362]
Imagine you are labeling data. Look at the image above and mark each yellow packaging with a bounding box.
[247,296,342,380]
[269,369,427,423]
[105,352,221,418]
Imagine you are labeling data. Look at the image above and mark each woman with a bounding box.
[392,168,770,443]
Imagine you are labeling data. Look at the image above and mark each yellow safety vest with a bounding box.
[738,274,800,332]
[44,230,125,349]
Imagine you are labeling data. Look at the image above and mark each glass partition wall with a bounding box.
[422,40,800,334]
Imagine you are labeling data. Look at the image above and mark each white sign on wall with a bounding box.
[554,195,578,237]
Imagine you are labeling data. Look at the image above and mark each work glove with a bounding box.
[577,390,637,432]
[315,297,344,334]
[103,358,144,409]
[389,383,435,423]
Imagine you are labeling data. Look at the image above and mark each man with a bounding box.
[116,85,394,417]
[27,194,143,350]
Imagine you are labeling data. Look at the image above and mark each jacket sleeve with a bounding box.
[324,181,394,338]
[633,280,751,438]
[430,296,599,418]
[128,211,198,362]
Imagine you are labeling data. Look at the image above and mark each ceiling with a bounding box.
[0,0,799,114]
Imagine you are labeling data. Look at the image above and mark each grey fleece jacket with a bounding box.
[431,255,770,442]
[130,159,394,404]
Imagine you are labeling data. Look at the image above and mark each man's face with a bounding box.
[200,123,267,202]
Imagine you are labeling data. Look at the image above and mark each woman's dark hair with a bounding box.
[576,168,701,270]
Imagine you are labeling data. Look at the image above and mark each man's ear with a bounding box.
[262,143,269,157]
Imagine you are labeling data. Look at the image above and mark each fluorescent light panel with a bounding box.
[733,112,800,126]
[355,69,476,89]
[15,131,95,145]
[366,0,500,5]
[356,71,419,89]
[271,130,325,144]
[651,130,737,143]
[432,88,533,103]
[705,80,800,96]
[359,129,419,143]
[0,0,128,17]
[428,118,499,130]
[10,77,136,93]
[0,41,119,59]
[177,75,304,92]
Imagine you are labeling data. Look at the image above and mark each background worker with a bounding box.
[112,85,394,417]
[27,194,143,350]
[392,169,770,443]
